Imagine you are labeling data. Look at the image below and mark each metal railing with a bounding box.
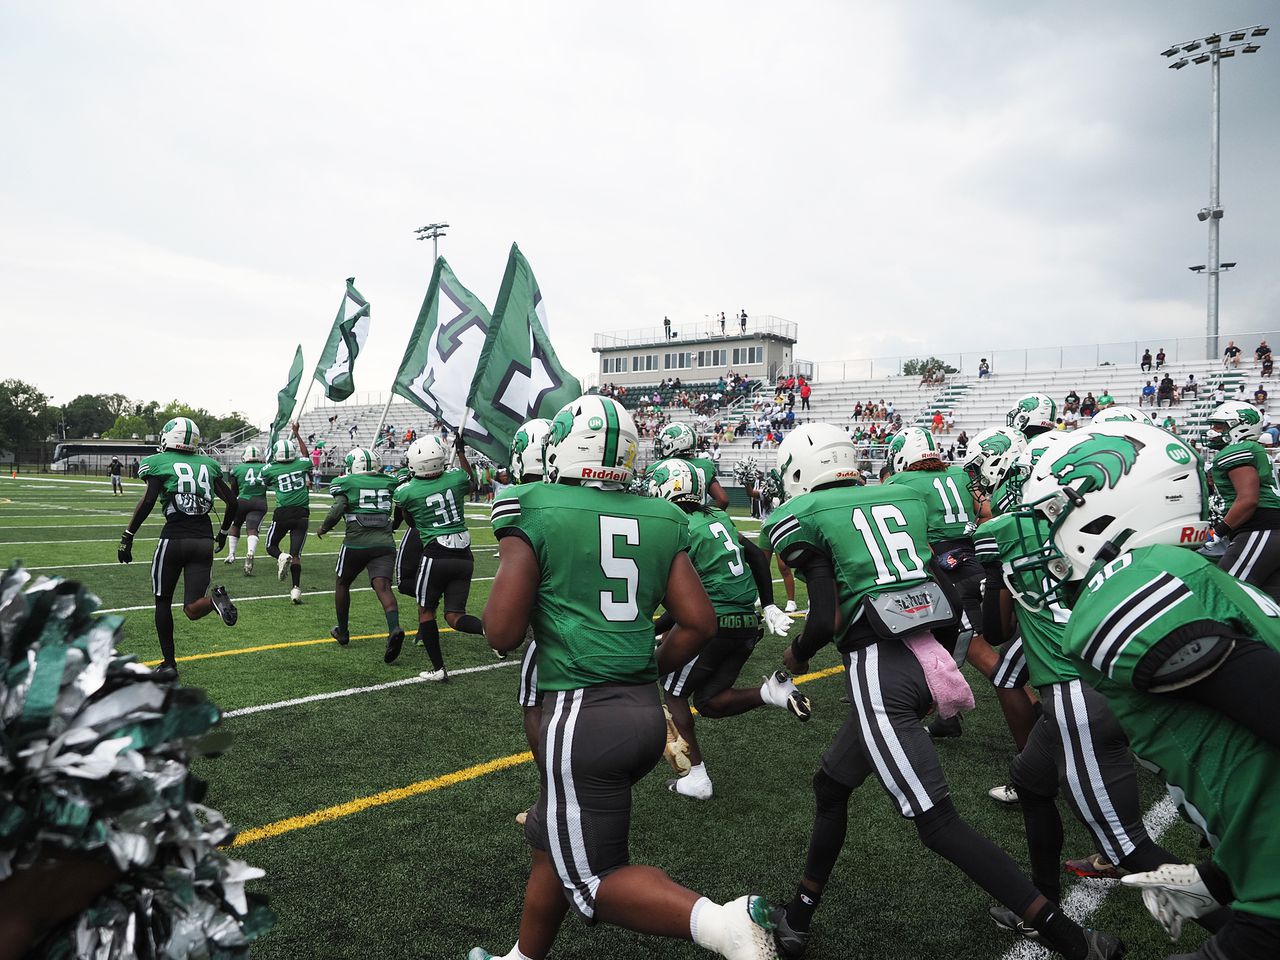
[592,315,797,350]
[804,329,1280,383]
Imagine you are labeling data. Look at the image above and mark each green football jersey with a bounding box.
[1064,545,1280,919]
[230,461,268,500]
[685,506,758,615]
[989,476,1020,517]
[651,456,717,504]
[138,451,223,540]
[490,482,691,691]
[975,514,1077,686]
[1212,441,1280,520]
[393,469,471,546]
[324,472,398,549]
[263,458,312,509]
[762,483,932,647]
[885,465,976,543]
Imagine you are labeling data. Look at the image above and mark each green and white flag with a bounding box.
[269,345,305,448]
[392,257,496,449]
[465,244,582,464]
[314,278,370,402]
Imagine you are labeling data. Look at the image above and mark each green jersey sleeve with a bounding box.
[1212,441,1280,514]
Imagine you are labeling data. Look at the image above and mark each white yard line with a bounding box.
[24,552,344,571]
[224,659,520,718]
[997,796,1179,960]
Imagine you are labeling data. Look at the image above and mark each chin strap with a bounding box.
[1079,528,1134,587]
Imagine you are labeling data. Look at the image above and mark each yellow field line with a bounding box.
[229,664,845,847]
[141,627,457,667]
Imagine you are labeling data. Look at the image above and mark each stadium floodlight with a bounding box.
[1161,25,1267,361]
[414,222,450,261]
[1221,262,1238,269]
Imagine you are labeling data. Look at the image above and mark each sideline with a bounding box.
[228,665,845,847]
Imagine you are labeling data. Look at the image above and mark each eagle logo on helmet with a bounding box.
[979,433,1012,456]
[888,434,906,455]
[650,464,672,488]
[512,429,532,457]
[1050,435,1142,494]
[1018,397,1039,412]
[549,410,575,446]
[1239,407,1262,426]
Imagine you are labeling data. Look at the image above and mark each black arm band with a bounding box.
[792,557,837,661]
[654,610,676,635]
[741,537,776,608]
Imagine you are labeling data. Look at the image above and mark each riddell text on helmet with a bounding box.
[581,467,630,481]
[1179,525,1210,544]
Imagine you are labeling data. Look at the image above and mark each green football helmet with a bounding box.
[1006,393,1058,437]
[344,447,379,475]
[649,459,703,505]
[1205,400,1264,449]
[962,426,1027,496]
[510,418,553,480]
[655,422,697,458]
[159,417,201,453]
[241,444,264,463]
[270,439,297,463]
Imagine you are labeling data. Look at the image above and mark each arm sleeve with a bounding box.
[791,554,837,661]
[319,495,347,535]
[490,492,531,546]
[741,536,776,607]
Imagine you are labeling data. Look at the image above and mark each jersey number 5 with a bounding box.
[599,515,640,621]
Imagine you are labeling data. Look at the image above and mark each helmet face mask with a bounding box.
[510,418,552,480]
[1006,393,1058,436]
[160,417,201,453]
[776,423,860,499]
[344,447,378,475]
[963,426,1027,496]
[649,459,703,505]
[655,423,697,458]
[544,395,639,486]
[407,436,449,478]
[993,508,1073,610]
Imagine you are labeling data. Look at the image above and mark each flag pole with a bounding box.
[372,392,397,450]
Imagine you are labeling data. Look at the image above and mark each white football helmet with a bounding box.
[649,458,703,505]
[1013,422,1207,602]
[159,417,201,453]
[1007,393,1058,437]
[344,447,379,475]
[510,417,552,480]
[544,395,639,486]
[963,426,1027,495]
[655,422,697,458]
[1092,405,1153,425]
[241,444,263,463]
[888,427,940,474]
[407,436,449,479]
[270,439,298,463]
[776,423,860,500]
[1205,400,1264,449]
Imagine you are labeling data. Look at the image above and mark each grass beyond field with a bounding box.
[0,475,1209,959]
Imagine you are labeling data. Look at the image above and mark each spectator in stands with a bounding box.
[799,377,811,410]
[752,428,763,449]
[1170,384,1182,406]
[786,389,796,411]
[1064,407,1079,430]
[740,309,747,333]
[1257,340,1271,365]
[663,315,671,340]
[1140,380,1156,406]
[1183,374,1197,401]
[1255,384,1269,407]
[1140,348,1153,372]
[1212,382,1227,404]
[1265,353,1275,379]
[944,411,955,434]
[1054,418,1066,432]
[1157,375,1175,407]
[348,422,358,440]
[1080,392,1097,417]
[930,410,943,435]
[956,431,969,458]
[328,414,338,427]
[853,401,863,419]
[1225,339,1242,366]
[1163,414,1179,434]
[719,312,726,335]
[307,432,317,445]
[1098,388,1114,409]
[1156,347,1166,369]
[885,399,895,420]
[1063,388,1080,413]
[978,358,990,378]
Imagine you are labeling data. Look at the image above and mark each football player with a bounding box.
[1007,393,1058,439]
[392,450,423,604]
[653,422,731,509]
[263,423,313,604]
[474,395,777,960]
[885,427,986,738]
[117,417,238,672]
[743,467,801,613]
[316,447,404,656]
[226,444,268,574]
[1204,400,1280,599]
[763,423,1122,960]
[393,434,484,679]
[651,459,803,801]
[1013,419,1280,959]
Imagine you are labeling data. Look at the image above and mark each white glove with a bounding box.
[1120,863,1219,941]
[762,604,793,638]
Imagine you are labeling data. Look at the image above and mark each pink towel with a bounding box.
[903,631,975,719]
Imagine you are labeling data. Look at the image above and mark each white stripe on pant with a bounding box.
[151,538,170,597]
[849,645,936,817]
[545,690,598,918]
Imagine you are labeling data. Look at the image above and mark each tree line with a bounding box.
[0,378,259,453]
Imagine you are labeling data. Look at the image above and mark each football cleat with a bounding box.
[1081,928,1126,959]
[784,600,798,613]
[1121,863,1218,941]
[332,627,350,647]
[989,905,1042,942]
[926,714,963,738]
[384,629,405,663]
[515,809,529,827]
[662,704,693,775]
[493,647,508,660]
[770,906,810,959]
[290,586,302,605]
[1065,852,1125,880]
[466,950,496,960]
[719,894,779,960]
[222,554,235,564]
[210,586,238,626]
[760,671,811,721]
[419,668,449,682]
[277,553,290,581]
[667,776,713,800]
[988,784,1019,805]
[244,556,254,576]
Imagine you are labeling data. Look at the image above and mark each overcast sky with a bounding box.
[3,2,1278,428]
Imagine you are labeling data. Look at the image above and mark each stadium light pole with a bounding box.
[414,222,450,261]
[1162,25,1267,361]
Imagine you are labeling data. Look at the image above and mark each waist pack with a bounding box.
[435,531,472,550]
[860,580,957,640]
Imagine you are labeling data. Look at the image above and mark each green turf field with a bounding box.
[0,475,1209,959]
